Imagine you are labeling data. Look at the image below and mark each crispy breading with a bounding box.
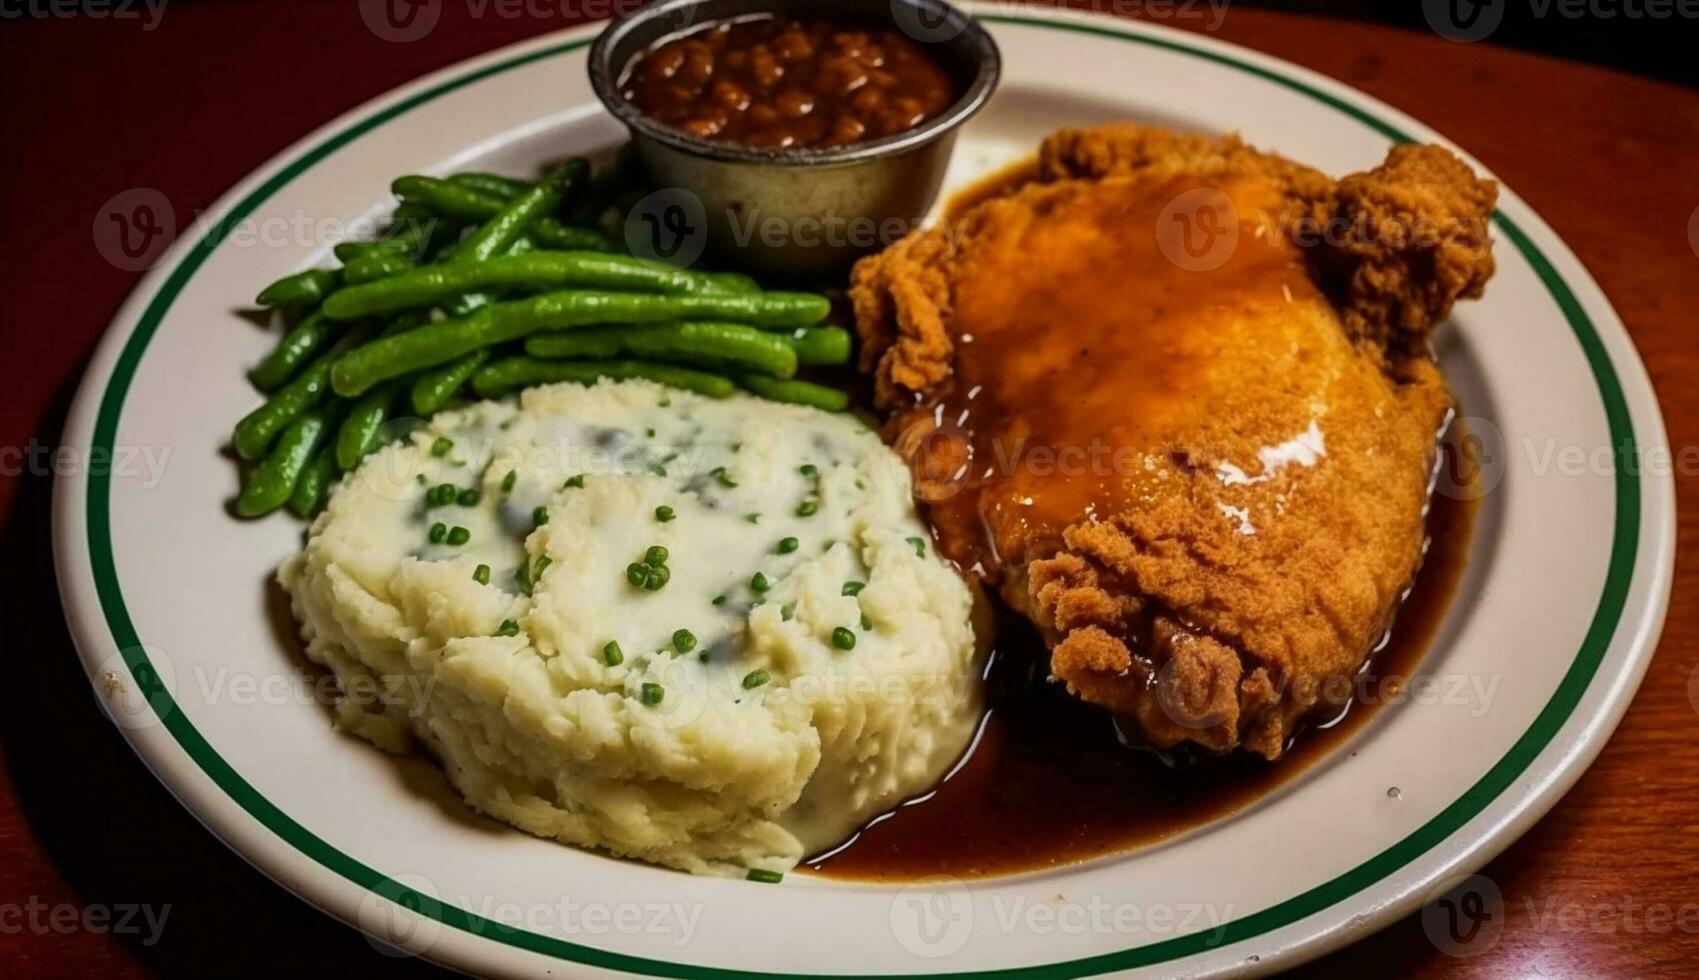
[850,124,1495,759]
[1324,144,1498,355]
[1039,126,1498,355]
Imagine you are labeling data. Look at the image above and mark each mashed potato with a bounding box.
[280,379,981,876]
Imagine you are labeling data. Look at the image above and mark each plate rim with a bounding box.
[51,7,1675,978]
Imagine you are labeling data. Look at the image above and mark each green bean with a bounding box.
[737,375,851,412]
[448,172,529,199]
[237,405,336,517]
[410,349,491,415]
[457,160,586,264]
[522,331,620,360]
[335,378,405,471]
[323,252,755,319]
[392,175,511,222]
[434,241,535,317]
[256,268,339,309]
[330,290,829,395]
[234,325,373,459]
[287,443,339,518]
[471,357,736,399]
[335,203,444,264]
[392,175,614,252]
[783,326,852,366]
[342,251,416,284]
[526,322,797,378]
[249,311,339,392]
[529,220,618,252]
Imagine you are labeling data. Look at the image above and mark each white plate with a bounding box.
[53,7,1674,978]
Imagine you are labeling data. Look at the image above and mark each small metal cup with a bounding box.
[588,0,1001,280]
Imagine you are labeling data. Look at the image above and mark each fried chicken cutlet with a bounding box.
[851,124,1496,759]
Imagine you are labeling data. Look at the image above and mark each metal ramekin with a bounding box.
[588,0,1001,280]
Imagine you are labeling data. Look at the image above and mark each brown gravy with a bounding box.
[808,472,1476,881]
[809,162,1478,881]
[890,169,1333,576]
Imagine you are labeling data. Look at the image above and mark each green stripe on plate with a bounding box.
[82,13,1639,978]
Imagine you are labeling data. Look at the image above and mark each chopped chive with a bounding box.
[430,436,453,457]
[746,869,783,884]
[644,564,670,591]
[712,594,728,606]
[532,506,549,526]
[831,626,857,651]
[842,581,865,596]
[775,537,799,555]
[781,601,796,622]
[821,539,836,551]
[428,522,447,544]
[672,629,697,654]
[800,464,819,478]
[626,563,650,587]
[446,526,470,546]
[861,612,873,631]
[907,536,926,557]
[430,483,457,506]
[472,564,491,585]
[710,466,738,488]
[564,473,585,489]
[640,682,664,705]
[655,505,676,523]
[795,499,819,517]
[645,545,669,567]
[416,474,428,485]
[750,572,770,593]
[532,556,552,581]
[644,427,656,438]
[602,641,624,666]
[742,669,770,689]
[659,397,672,408]
[500,470,517,494]
[744,513,761,524]
[649,463,667,477]
[457,487,481,507]
[494,619,520,637]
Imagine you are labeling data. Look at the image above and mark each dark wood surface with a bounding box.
[1,2,1693,976]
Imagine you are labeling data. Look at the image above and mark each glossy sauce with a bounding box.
[891,171,1322,576]
[622,17,955,149]
[810,165,1477,880]
[808,471,1475,880]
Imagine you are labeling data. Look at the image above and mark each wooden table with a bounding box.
[1,3,1693,976]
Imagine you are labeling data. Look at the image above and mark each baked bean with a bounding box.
[826,115,867,146]
[750,46,783,87]
[622,17,954,150]
[852,87,885,115]
[774,28,814,62]
[776,90,815,119]
[648,45,685,79]
[709,79,750,111]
